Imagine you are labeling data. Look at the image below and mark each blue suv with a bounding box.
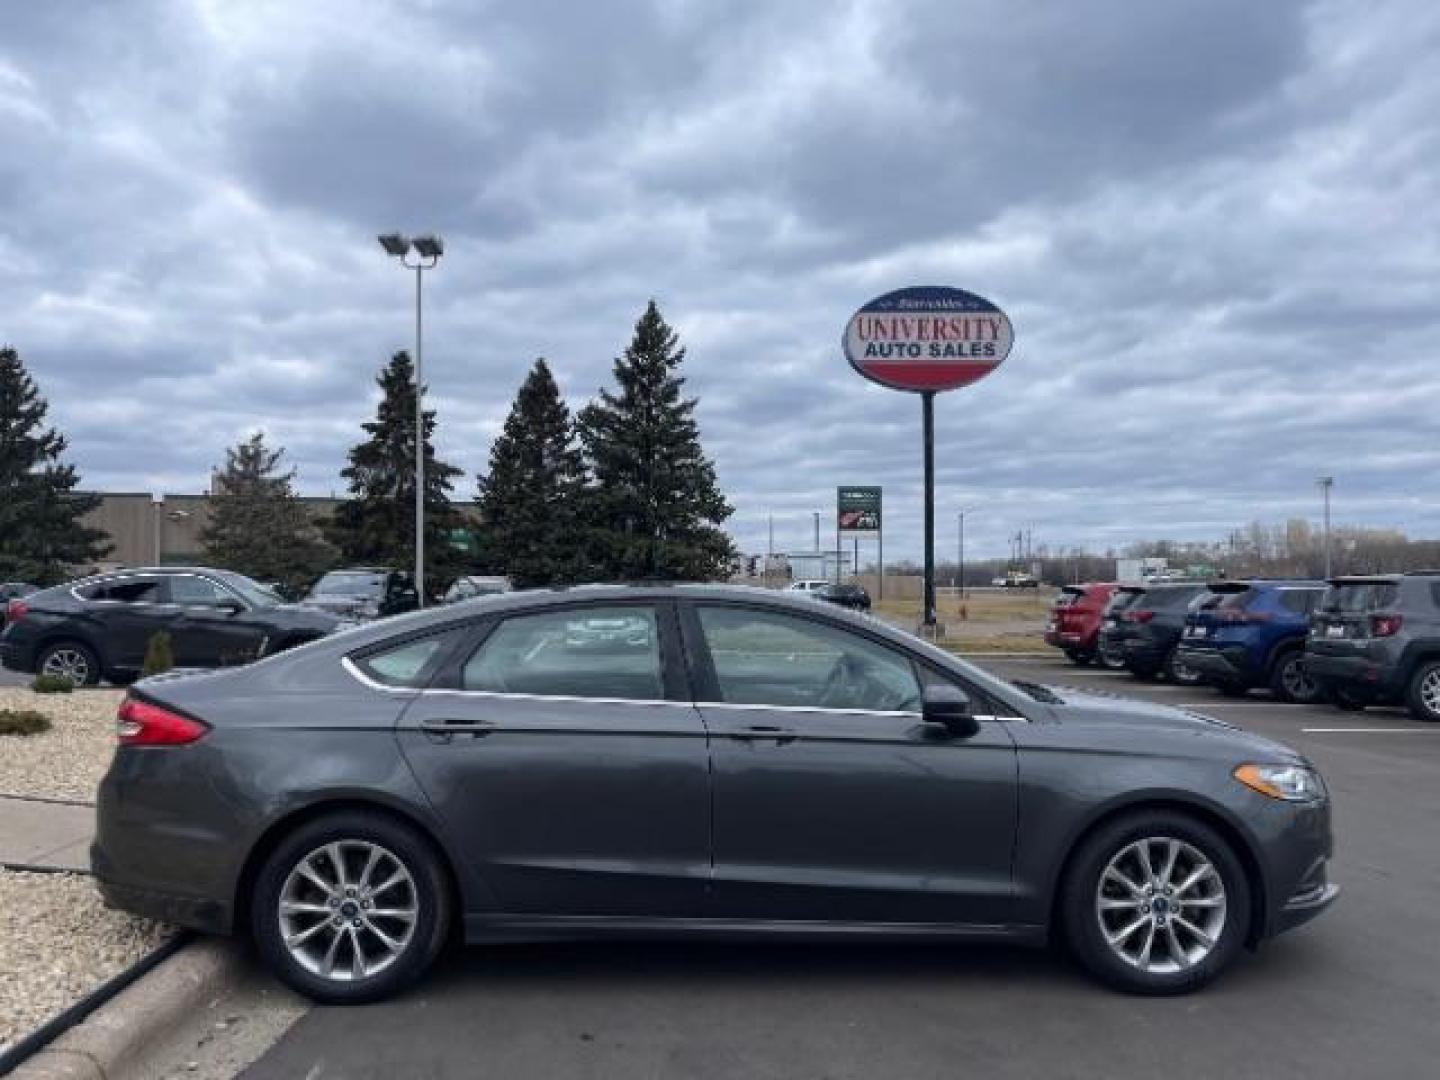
[1175,580,1328,702]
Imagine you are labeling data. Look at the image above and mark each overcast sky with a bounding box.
[3,0,1437,562]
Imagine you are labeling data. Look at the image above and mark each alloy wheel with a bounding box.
[278,840,418,982]
[1095,837,1227,974]
[41,648,91,685]
[1280,656,1317,701]
[1420,668,1440,718]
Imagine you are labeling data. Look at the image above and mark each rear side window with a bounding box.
[354,631,460,688]
[1324,582,1398,612]
[79,578,164,603]
[1214,588,1254,612]
[1279,590,1322,615]
[1107,589,1144,614]
[463,606,663,701]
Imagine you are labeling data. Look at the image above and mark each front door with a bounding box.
[685,602,1019,925]
[397,602,712,919]
[165,574,265,666]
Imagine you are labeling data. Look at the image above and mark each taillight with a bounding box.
[116,698,209,746]
[1371,614,1403,637]
[1125,610,1155,623]
[5,599,27,623]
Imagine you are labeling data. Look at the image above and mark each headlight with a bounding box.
[1233,763,1325,802]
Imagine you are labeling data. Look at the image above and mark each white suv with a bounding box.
[788,580,831,595]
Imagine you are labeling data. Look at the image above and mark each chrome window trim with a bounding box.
[340,657,1024,721]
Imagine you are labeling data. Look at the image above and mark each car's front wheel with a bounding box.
[1062,811,1250,994]
[251,811,452,1004]
[1405,661,1440,723]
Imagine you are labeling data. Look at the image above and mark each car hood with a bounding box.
[1034,683,1306,761]
[296,596,374,616]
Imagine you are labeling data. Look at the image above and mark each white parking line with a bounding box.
[1173,702,1309,708]
[1300,727,1440,734]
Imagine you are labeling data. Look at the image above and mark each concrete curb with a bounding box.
[9,939,241,1080]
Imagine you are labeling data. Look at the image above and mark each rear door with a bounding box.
[396,601,712,919]
[79,575,177,670]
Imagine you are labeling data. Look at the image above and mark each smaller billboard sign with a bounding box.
[837,486,882,537]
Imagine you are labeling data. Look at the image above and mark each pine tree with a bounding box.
[577,302,735,581]
[201,432,335,597]
[0,346,110,584]
[477,359,587,588]
[328,352,467,595]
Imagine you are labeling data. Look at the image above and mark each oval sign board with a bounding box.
[843,285,1014,393]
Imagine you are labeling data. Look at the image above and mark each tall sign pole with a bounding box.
[843,286,1013,635]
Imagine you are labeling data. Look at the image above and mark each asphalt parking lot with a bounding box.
[226,654,1440,1080]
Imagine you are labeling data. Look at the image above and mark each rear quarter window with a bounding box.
[353,630,461,688]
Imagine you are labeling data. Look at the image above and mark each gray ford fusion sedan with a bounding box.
[93,585,1337,1003]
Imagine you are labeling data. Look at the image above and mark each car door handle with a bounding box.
[730,724,798,745]
[419,718,496,738]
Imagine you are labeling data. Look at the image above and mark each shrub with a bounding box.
[29,674,76,694]
[141,631,175,677]
[0,709,52,736]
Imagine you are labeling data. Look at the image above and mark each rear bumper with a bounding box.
[92,856,233,934]
[1175,643,1255,686]
[0,634,36,673]
[1304,650,1404,699]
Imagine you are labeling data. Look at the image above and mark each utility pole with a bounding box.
[1319,476,1334,577]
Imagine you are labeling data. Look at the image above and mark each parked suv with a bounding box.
[1101,582,1208,683]
[1045,582,1117,666]
[302,568,419,621]
[816,582,871,611]
[1306,573,1440,721]
[0,568,341,686]
[1175,580,1328,703]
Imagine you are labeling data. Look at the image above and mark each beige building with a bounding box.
[80,492,476,570]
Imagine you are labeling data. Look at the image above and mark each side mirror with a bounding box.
[922,684,980,738]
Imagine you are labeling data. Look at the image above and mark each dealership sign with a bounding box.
[842,285,1014,393]
[837,486,881,537]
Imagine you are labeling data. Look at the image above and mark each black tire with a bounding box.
[1269,650,1324,705]
[1097,646,1127,671]
[1405,660,1440,723]
[1065,649,1094,667]
[36,640,102,687]
[251,811,452,1004]
[1061,810,1251,995]
[1163,648,1204,686]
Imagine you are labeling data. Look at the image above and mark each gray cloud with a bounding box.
[2,0,1439,564]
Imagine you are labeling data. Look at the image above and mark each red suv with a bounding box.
[1045,582,1120,666]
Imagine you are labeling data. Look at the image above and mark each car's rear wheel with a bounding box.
[1270,651,1324,705]
[37,641,101,687]
[1097,644,1127,671]
[1405,661,1440,723]
[1062,811,1250,994]
[251,812,451,1004]
[1163,648,1204,686]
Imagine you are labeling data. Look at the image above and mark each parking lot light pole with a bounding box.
[1318,476,1334,578]
[957,506,979,599]
[379,233,443,607]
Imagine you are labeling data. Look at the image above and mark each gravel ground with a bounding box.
[0,688,123,802]
[0,869,174,1054]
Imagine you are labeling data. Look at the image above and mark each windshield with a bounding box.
[213,570,281,608]
[313,572,387,598]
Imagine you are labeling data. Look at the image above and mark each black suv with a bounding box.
[1306,573,1440,720]
[1,582,38,630]
[301,568,419,621]
[816,582,872,611]
[1099,582,1209,683]
[0,568,341,686]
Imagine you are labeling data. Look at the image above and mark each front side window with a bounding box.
[462,606,663,701]
[170,575,237,607]
[697,606,921,713]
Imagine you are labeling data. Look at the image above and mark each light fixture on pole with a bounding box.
[957,505,980,599]
[1318,476,1334,578]
[378,232,444,607]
